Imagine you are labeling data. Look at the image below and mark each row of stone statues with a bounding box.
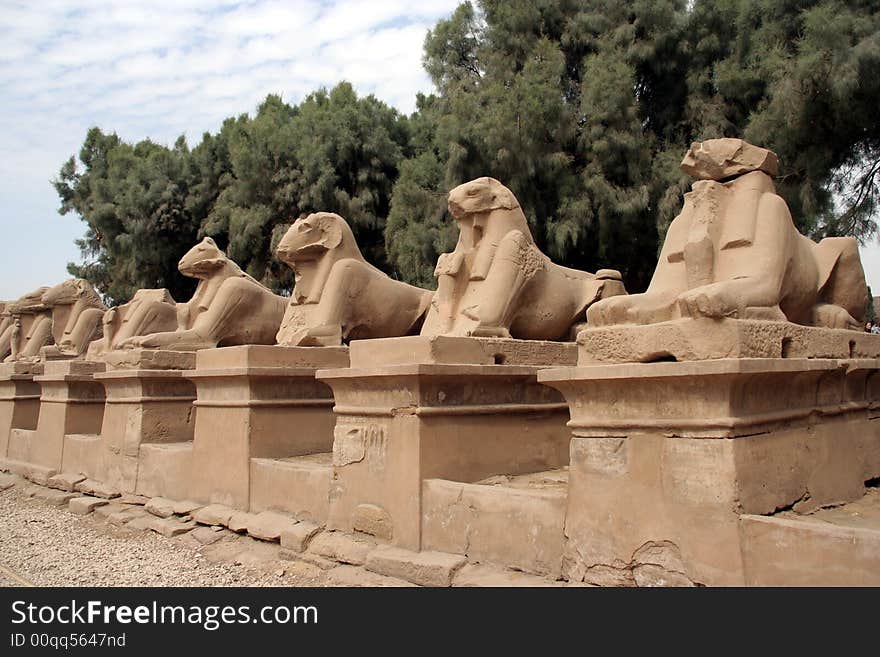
[0,138,868,363]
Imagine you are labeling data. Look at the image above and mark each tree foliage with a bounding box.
[56,1,880,302]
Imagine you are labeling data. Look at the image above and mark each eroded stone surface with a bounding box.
[280,521,322,553]
[308,531,375,566]
[246,511,298,542]
[365,546,466,587]
[192,504,234,527]
[74,479,120,500]
[47,472,86,492]
[67,497,107,516]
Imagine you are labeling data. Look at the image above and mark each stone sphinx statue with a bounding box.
[420,177,627,340]
[119,237,286,351]
[87,289,178,358]
[587,138,868,330]
[275,212,433,346]
[38,278,107,358]
[2,286,52,362]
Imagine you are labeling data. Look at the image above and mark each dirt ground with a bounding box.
[0,481,339,587]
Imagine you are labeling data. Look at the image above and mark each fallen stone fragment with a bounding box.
[94,502,128,519]
[145,497,176,518]
[192,504,234,527]
[192,526,227,545]
[246,511,298,542]
[172,500,202,515]
[280,521,321,554]
[47,472,86,492]
[365,546,466,587]
[327,565,417,587]
[34,488,77,507]
[74,479,120,499]
[109,507,148,527]
[148,517,196,537]
[227,511,255,533]
[0,472,21,490]
[68,496,109,515]
[126,515,155,532]
[352,504,393,540]
[308,531,375,566]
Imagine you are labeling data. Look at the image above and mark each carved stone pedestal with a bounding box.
[5,360,105,483]
[185,345,349,511]
[93,350,197,495]
[538,357,880,586]
[316,335,576,550]
[0,362,42,462]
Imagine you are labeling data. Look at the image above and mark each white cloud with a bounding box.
[0,0,459,298]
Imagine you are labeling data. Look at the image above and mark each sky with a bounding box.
[2,0,880,302]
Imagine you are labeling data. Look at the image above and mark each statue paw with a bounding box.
[810,304,860,330]
[677,286,738,319]
[287,325,343,347]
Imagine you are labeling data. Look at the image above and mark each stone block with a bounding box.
[94,502,127,518]
[47,472,86,492]
[145,497,177,518]
[227,511,256,533]
[352,504,393,541]
[365,546,467,587]
[74,479,121,499]
[192,503,234,527]
[280,522,322,553]
[327,565,417,587]
[149,517,197,537]
[246,511,298,542]
[173,500,203,515]
[34,488,77,507]
[308,531,375,566]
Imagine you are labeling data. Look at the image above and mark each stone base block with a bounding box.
[249,454,332,521]
[740,503,880,586]
[577,317,880,364]
[539,357,880,586]
[320,338,573,550]
[349,335,576,368]
[60,434,102,479]
[6,428,34,463]
[99,349,196,372]
[187,345,348,510]
[421,472,567,577]
[135,442,193,500]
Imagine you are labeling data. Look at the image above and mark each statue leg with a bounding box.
[59,308,104,356]
[287,259,366,346]
[0,324,11,360]
[20,318,52,359]
[466,231,534,338]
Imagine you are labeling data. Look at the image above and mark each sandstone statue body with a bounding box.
[87,288,178,358]
[275,212,433,346]
[119,237,286,351]
[38,278,107,358]
[2,286,51,362]
[587,138,868,330]
[421,177,626,340]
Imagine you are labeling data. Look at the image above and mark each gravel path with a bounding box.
[0,482,333,587]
